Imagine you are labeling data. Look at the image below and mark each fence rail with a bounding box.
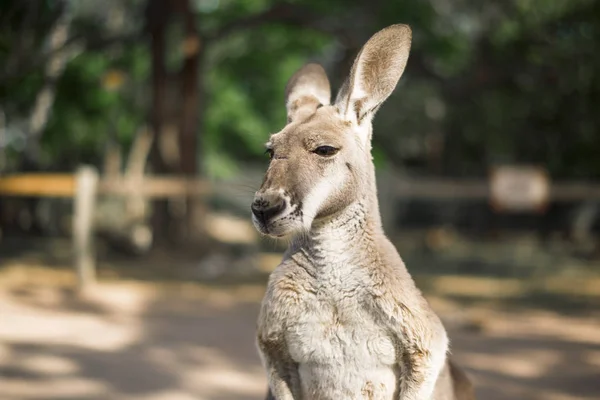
[2,173,600,201]
[0,174,600,201]
[2,169,600,291]
[0,174,76,197]
[0,173,211,198]
[391,177,600,202]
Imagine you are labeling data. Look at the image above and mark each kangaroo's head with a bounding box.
[251,24,412,238]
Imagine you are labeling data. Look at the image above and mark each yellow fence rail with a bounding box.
[0,174,211,198]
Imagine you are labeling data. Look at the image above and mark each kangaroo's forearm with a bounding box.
[261,354,300,400]
[398,326,448,400]
[265,387,276,400]
[266,366,298,399]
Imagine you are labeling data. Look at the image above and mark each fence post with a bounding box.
[73,165,98,291]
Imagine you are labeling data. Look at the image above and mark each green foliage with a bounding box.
[1,0,600,180]
[43,43,150,168]
[204,23,330,177]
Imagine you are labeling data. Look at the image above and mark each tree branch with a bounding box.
[25,4,76,161]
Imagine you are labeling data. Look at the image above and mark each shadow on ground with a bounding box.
[1,234,600,399]
[0,283,266,400]
[0,279,599,400]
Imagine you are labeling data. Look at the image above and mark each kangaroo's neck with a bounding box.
[288,152,385,266]
[297,192,383,266]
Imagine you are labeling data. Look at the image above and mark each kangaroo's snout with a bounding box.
[251,193,286,226]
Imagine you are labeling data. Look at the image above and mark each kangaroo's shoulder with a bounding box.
[260,256,314,310]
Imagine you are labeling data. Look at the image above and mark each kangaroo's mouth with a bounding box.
[251,214,287,237]
[251,206,304,238]
[251,216,271,235]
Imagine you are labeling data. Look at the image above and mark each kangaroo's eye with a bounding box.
[265,148,274,160]
[313,146,339,157]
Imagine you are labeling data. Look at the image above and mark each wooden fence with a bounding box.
[3,171,600,201]
[0,167,213,292]
[2,167,600,291]
[0,171,211,198]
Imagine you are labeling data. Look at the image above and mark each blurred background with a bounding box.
[1,0,599,399]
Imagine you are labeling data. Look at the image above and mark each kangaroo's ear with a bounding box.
[335,24,412,126]
[285,63,331,123]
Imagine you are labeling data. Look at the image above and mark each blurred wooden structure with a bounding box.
[3,172,600,201]
[489,166,550,212]
[2,168,600,289]
[73,166,98,291]
[0,171,213,291]
[390,176,600,202]
[0,173,211,198]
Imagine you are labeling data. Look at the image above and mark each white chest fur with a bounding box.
[283,261,400,400]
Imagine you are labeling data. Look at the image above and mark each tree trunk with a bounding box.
[146,0,207,246]
[146,0,171,244]
[177,0,207,243]
[179,0,199,177]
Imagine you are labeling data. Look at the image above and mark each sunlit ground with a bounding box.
[1,228,600,400]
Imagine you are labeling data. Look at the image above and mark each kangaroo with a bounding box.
[251,24,476,400]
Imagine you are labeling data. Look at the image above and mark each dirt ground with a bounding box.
[1,265,599,400]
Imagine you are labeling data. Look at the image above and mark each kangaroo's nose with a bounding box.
[251,196,285,223]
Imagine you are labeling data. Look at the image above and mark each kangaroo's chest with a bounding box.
[282,264,399,399]
[286,290,397,366]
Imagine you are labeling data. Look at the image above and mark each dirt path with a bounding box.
[1,281,599,400]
